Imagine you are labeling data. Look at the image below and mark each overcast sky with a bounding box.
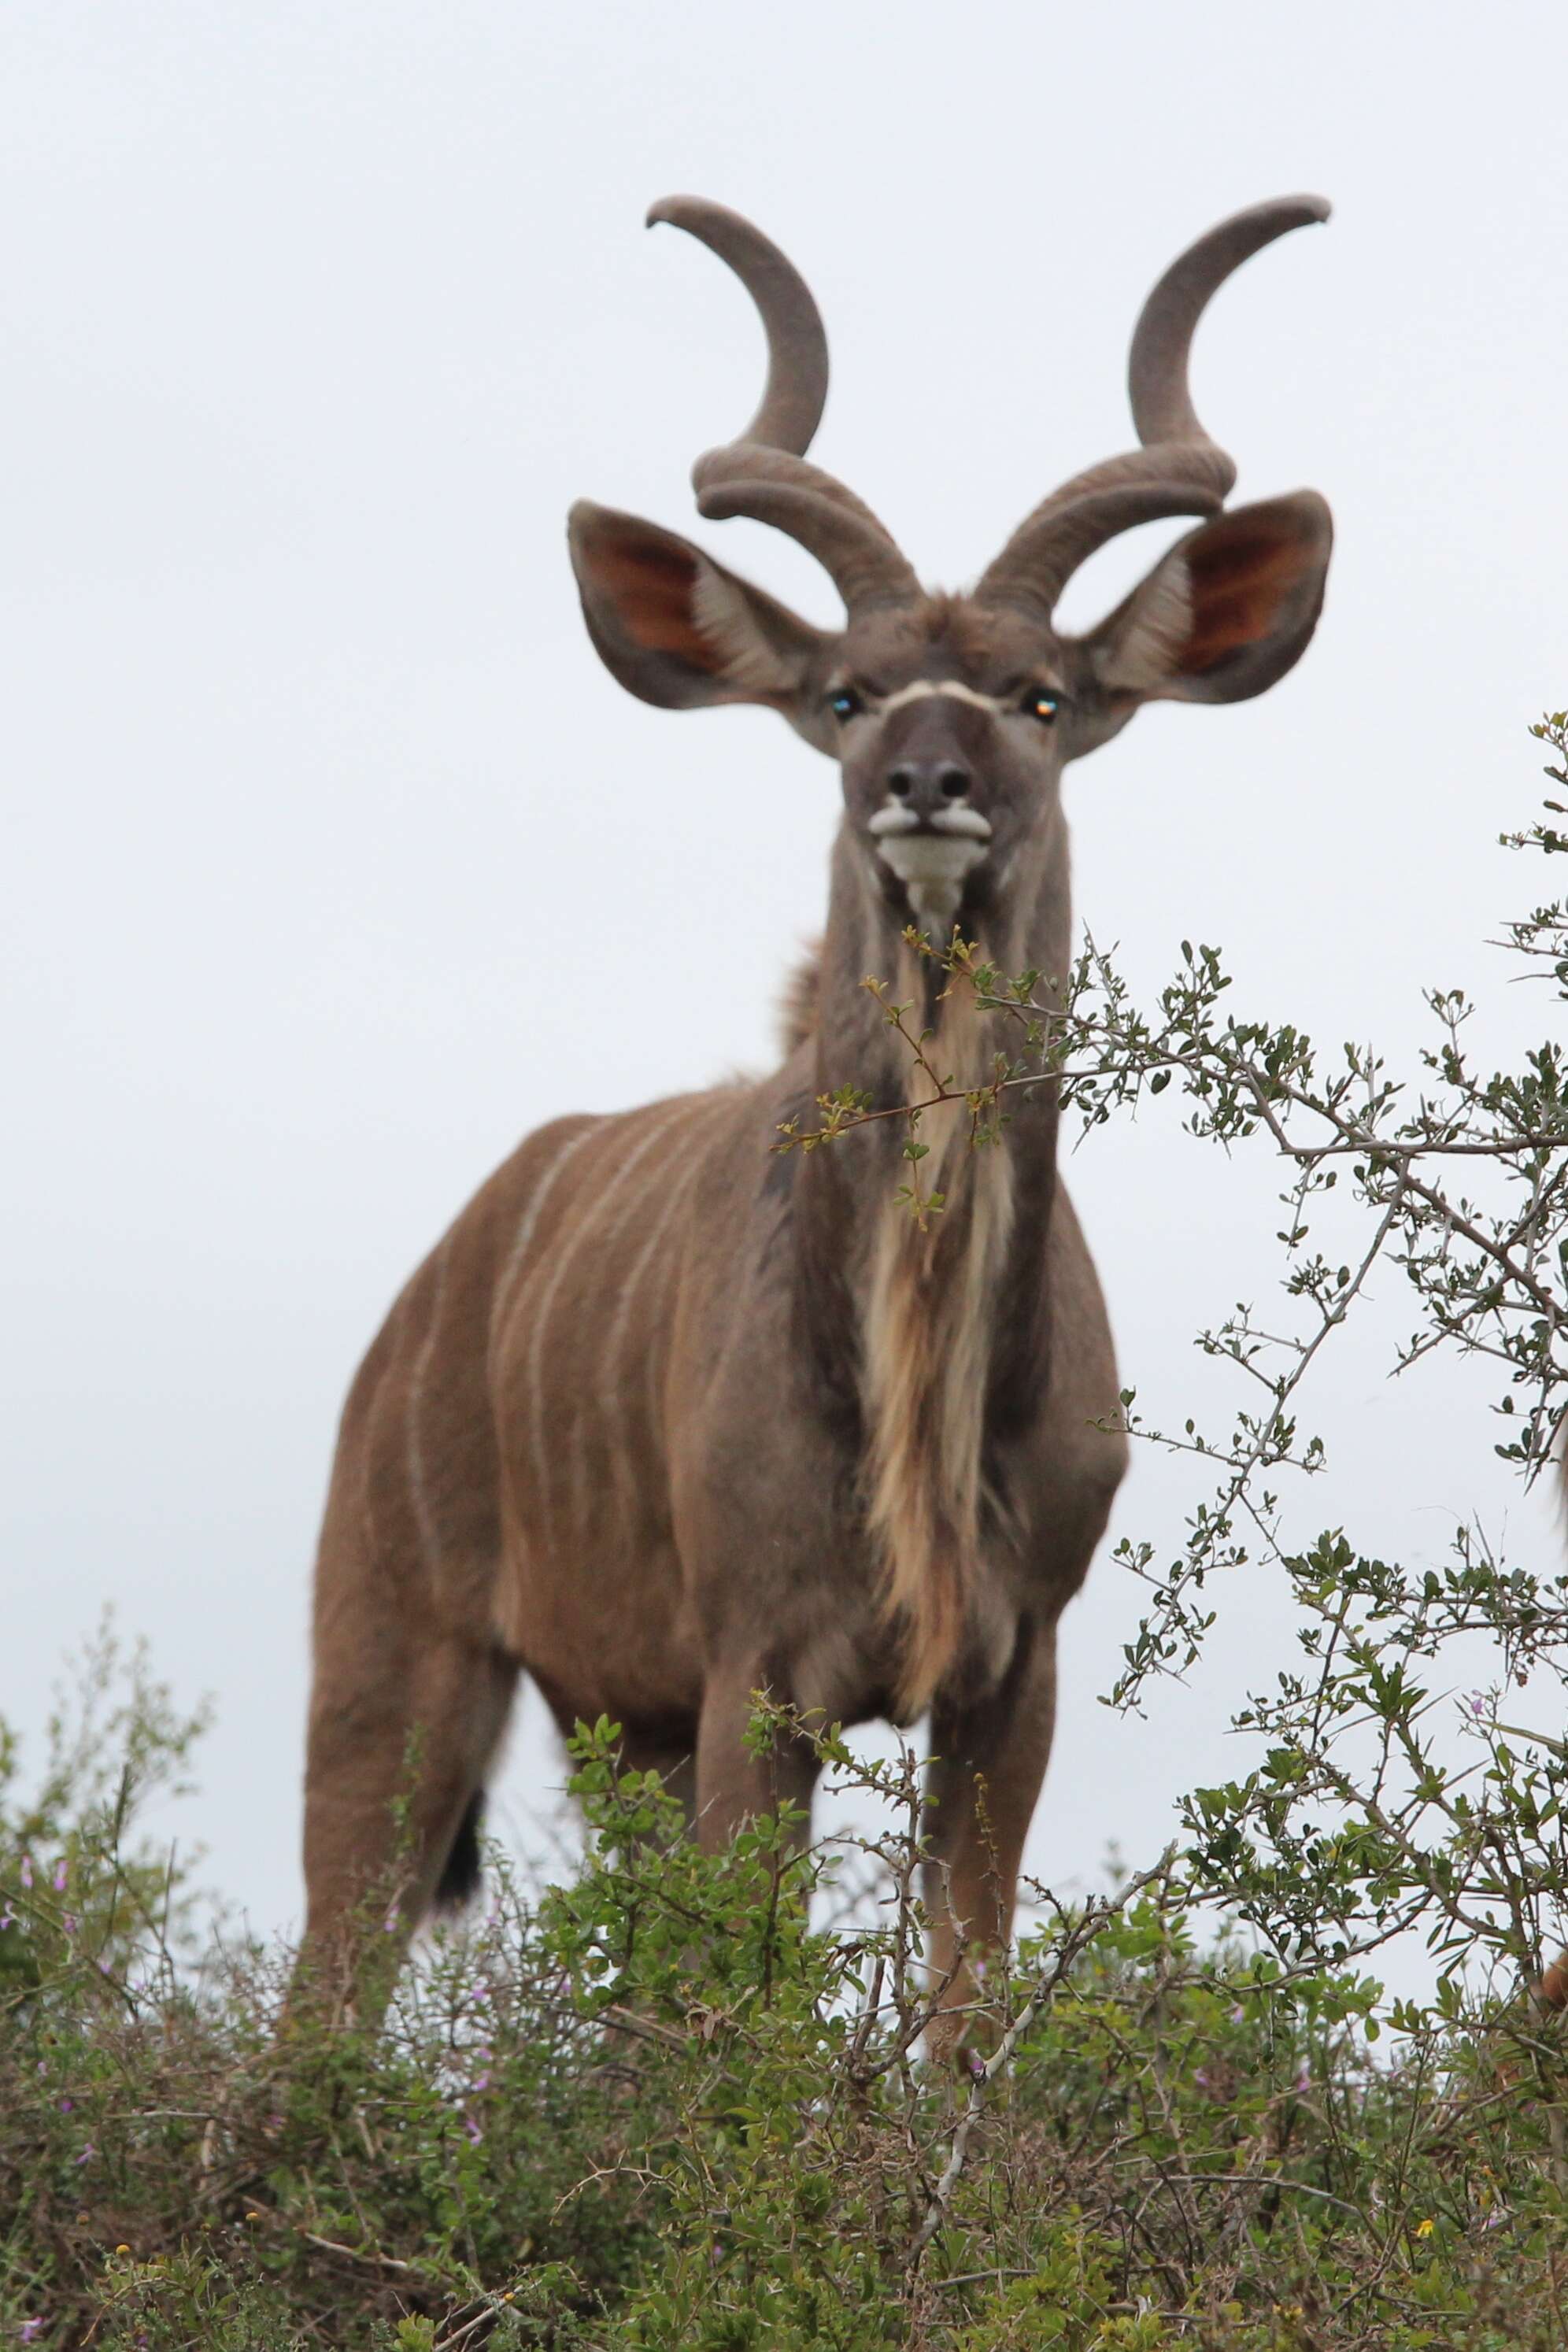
[4,2,1566,1962]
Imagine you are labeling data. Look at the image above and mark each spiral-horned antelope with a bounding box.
[300,194,1333,2032]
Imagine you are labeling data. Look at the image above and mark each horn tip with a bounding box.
[645,194,706,234]
[1266,193,1331,229]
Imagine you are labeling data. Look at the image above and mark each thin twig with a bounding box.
[296,2228,416,2275]
[908,1848,1174,2269]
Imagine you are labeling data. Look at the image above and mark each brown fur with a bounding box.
[776,943,821,1058]
[298,204,1334,2046]
[863,959,1015,1714]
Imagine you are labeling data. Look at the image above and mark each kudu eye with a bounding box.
[828,688,863,723]
[1022,688,1061,725]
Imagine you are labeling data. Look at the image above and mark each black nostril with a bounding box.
[888,767,914,799]
[938,767,970,800]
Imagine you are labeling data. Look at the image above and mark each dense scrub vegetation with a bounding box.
[8,723,1568,2346]
[4,1646,1568,2350]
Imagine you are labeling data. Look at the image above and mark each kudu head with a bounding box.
[570,195,1332,939]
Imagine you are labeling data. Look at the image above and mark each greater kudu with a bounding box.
[301,195,1333,2035]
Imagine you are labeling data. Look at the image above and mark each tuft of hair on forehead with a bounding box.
[864,591,1050,682]
[843,594,967,671]
[910,593,989,660]
[914,590,961,637]
[943,597,1009,669]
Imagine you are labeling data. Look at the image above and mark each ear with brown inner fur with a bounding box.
[568,500,829,730]
[1082,490,1333,719]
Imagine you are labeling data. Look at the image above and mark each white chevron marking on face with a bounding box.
[876,679,1008,716]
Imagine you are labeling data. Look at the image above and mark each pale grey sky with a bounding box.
[4,1,1566,1954]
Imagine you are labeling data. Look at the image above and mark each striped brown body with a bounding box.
[299,194,1334,2040]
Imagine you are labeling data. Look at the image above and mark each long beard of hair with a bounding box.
[860,966,1015,1718]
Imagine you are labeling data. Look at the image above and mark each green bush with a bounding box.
[9,720,1568,2346]
[5,1681,1568,2350]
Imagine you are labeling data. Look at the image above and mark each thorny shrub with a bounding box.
[6,1689,1568,2349]
[8,717,1568,2346]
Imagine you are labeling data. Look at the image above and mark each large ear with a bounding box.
[1082,492,1332,719]
[568,500,829,737]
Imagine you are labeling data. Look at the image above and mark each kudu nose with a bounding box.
[885,758,974,815]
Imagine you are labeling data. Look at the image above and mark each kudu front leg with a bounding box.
[693,1655,822,1851]
[923,1616,1059,2058]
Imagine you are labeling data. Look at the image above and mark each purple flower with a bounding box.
[470,1984,491,2006]
[470,2072,492,2095]
[1193,2068,1211,2090]
[1294,2062,1311,2093]
[382,1907,400,1935]
[1230,2004,1245,2024]
[61,1916,76,1937]
[19,1857,32,1890]
[58,2099,72,2113]
[463,2114,483,2145]
[76,2144,94,2166]
[1467,1692,1486,1719]
[53,1860,68,1893]
[18,2320,45,2343]
[968,2054,985,2080]
[0,1909,13,1932]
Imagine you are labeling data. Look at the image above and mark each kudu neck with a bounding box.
[790,807,1070,1452]
[809,811,1072,1145]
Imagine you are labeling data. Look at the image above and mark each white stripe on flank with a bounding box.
[600,1096,727,1523]
[405,1233,452,1577]
[523,1102,692,1555]
[489,1122,598,1354]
